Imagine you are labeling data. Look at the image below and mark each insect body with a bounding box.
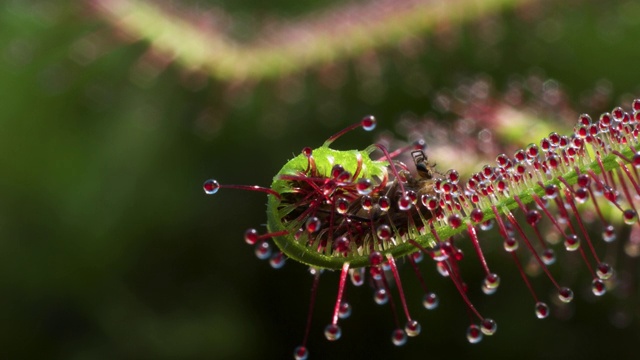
[411,150,434,180]
[266,140,436,269]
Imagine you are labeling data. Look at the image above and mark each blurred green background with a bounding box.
[1,0,639,359]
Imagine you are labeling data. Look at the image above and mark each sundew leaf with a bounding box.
[92,0,532,80]
[259,102,640,269]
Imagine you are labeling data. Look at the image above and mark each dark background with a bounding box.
[1,0,639,359]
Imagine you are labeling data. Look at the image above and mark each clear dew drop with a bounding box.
[412,251,424,263]
[331,164,345,179]
[448,214,462,228]
[480,219,494,231]
[391,329,407,346]
[374,288,389,305]
[336,198,350,215]
[398,195,413,211]
[430,243,449,262]
[356,178,373,195]
[447,169,460,184]
[623,209,638,225]
[592,278,606,296]
[333,236,350,254]
[574,124,588,138]
[481,318,497,336]
[269,252,286,269]
[603,186,617,203]
[564,234,580,251]
[422,292,439,310]
[377,225,392,240]
[349,268,365,286]
[440,181,453,194]
[596,262,613,280]
[526,143,539,159]
[302,147,313,158]
[369,251,383,265]
[535,302,550,319]
[244,228,258,245]
[526,210,541,226]
[470,208,484,223]
[203,179,220,194]
[407,190,418,204]
[544,184,558,199]
[482,283,496,295]
[503,237,518,252]
[612,106,625,121]
[293,346,308,360]
[602,225,616,242]
[542,248,556,265]
[305,216,321,233]
[337,170,352,185]
[466,324,483,344]
[255,241,272,260]
[548,132,561,146]
[404,320,421,337]
[422,194,438,210]
[338,301,352,319]
[361,115,377,131]
[483,273,501,291]
[436,261,450,277]
[578,113,592,125]
[496,153,509,167]
[634,152,640,169]
[361,196,373,211]
[575,187,589,203]
[481,165,494,179]
[370,266,383,281]
[324,324,342,341]
[558,287,574,303]
[378,196,391,212]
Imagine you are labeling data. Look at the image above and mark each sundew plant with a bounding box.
[4,0,640,359]
[206,100,640,359]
